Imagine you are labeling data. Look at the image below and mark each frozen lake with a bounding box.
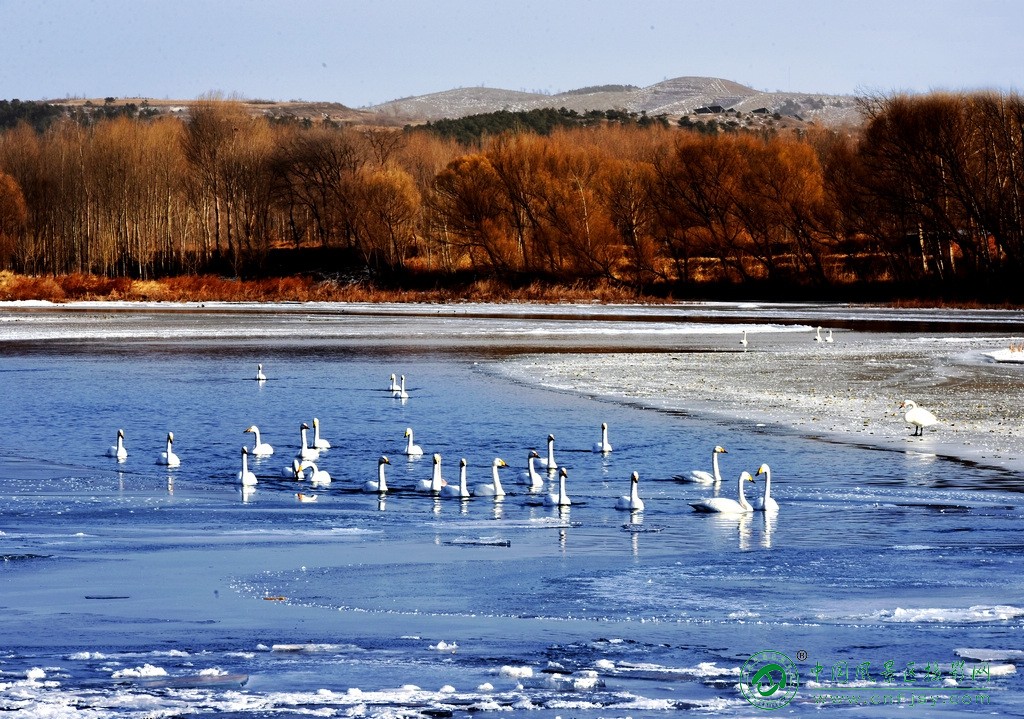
[1,300,1022,717]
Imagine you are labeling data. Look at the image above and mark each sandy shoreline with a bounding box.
[496,330,1024,476]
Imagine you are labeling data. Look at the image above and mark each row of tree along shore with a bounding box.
[0,91,1022,303]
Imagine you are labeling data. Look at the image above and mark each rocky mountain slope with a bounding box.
[368,75,862,125]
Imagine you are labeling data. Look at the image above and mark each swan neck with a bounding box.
[492,464,503,493]
[762,469,771,500]
[630,479,640,503]
[559,475,567,503]
[738,475,751,510]
[459,466,468,493]
[377,463,388,491]
[547,439,555,465]
[712,451,721,481]
[431,461,442,491]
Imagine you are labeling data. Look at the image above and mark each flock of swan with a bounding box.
[105,360,938,514]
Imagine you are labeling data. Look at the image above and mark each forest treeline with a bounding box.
[0,91,1022,300]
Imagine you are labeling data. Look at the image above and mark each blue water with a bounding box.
[0,305,1021,717]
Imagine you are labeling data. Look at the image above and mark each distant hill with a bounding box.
[369,76,862,126]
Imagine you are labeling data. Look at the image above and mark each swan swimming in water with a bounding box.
[256,363,267,382]
[901,399,938,436]
[302,461,331,485]
[690,471,754,513]
[296,492,317,503]
[283,458,306,480]
[108,429,128,461]
[392,374,409,399]
[472,458,508,497]
[388,373,400,392]
[362,456,390,493]
[593,422,613,453]
[295,422,320,462]
[158,432,180,467]
[311,418,331,450]
[244,425,274,456]
[522,450,545,490]
[238,446,258,486]
[537,434,557,469]
[755,463,778,512]
[740,330,748,348]
[545,467,571,506]
[686,445,727,484]
[615,471,644,511]
[441,458,472,498]
[814,326,823,342]
[403,427,423,456]
[417,453,446,492]
[825,329,834,343]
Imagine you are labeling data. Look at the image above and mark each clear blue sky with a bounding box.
[1,0,1021,108]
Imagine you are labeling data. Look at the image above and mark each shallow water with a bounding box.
[1,302,1022,717]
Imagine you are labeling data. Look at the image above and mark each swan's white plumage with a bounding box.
[472,458,508,497]
[388,373,399,392]
[901,399,938,436]
[283,458,305,480]
[417,453,446,492]
[740,330,748,348]
[296,492,317,503]
[690,471,754,513]
[688,445,727,484]
[256,363,267,381]
[522,450,545,490]
[302,461,331,485]
[593,422,612,453]
[441,458,472,498]
[755,463,778,512]
[814,326,823,342]
[825,329,834,343]
[296,422,320,462]
[238,447,258,486]
[545,467,571,506]
[537,434,557,469]
[158,431,180,467]
[404,427,423,456]
[615,471,644,511]
[363,456,391,493]
[108,429,127,461]
[392,374,408,399]
[311,417,331,450]
[244,425,274,456]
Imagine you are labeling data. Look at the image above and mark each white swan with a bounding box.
[545,467,571,506]
[740,330,748,348]
[690,471,754,513]
[244,425,274,456]
[825,328,834,343]
[392,374,408,399]
[296,492,317,503]
[403,427,423,456]
[615,471,644,511]
[256,363,267,381]
[755,463,778,512]
[388,373,400,392]
[901,399,938,436]
[158,431,180,467]
[107,428,128,461]
[522,450,545,490]
[814,326,823,342]
[417,453,446,492]
[295,422,320,462]
[687,445,727,484]
[238,446,258,486]
[283,458,306,480]
[362,456,390,493]
[311,417,331,450]
[593,422,612,453]
[537,433,557,469]
[302,461,331,485]
[472,457,508,497]
[441,458,472,498]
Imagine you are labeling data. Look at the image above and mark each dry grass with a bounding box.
[0,272,653,305]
